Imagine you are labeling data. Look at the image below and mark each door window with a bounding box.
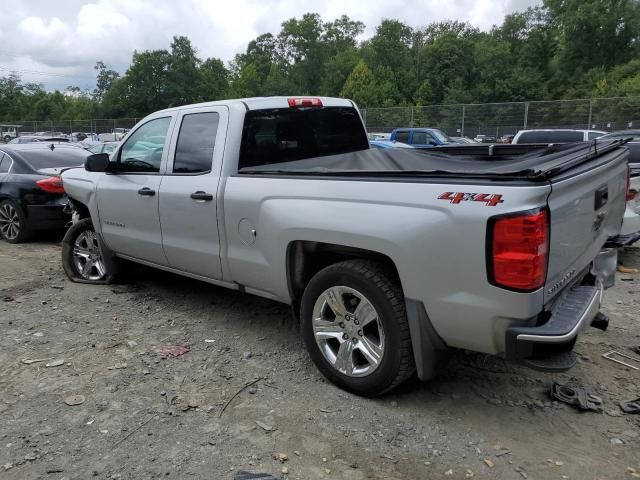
[411,131,435,145]
[587,131,604,140]
[0,153,12,173]
[394,131,409,143]
[118,117,171,173]
[173,112,219,174]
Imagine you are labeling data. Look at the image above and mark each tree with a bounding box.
[166,36,201,106]
[228,63,261,98]
[277,13,326,93]
[197,57,229,101]
[118,49,171,116]
[93,61,120,101]
[340,60,396,107]
[545,0,640,74]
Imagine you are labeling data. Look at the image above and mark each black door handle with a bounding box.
[137,187,156,197]
[190,191,213,201]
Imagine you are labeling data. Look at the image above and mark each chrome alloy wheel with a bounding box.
[0,203,20,241]
[312,286,385,377]
[72,230,106,281]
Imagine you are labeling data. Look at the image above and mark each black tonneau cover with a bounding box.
[239,139,627,182]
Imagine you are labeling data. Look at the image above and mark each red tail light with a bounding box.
[36,176,64,194]
[488,209,549,292]
[287,97,323,108]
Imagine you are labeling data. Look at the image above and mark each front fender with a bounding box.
[61,167,102,231]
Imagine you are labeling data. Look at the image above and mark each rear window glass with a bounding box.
[19,148,88,170]
[239,107,368,169]
[518,131,583,143]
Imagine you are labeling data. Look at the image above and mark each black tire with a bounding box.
[61,218,116,284]
[301,259,415,397]
[3,136,10,143]
[0,199,31,243]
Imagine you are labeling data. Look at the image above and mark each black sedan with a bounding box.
[0,143,89,243]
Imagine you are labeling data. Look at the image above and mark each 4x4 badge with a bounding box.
[438,192,504,206]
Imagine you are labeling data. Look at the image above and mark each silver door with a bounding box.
[96,116,173,264]
[158,107,228,279]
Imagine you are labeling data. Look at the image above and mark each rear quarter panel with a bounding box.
[222,176,552,354]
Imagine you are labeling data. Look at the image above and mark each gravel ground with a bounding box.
[1,238,639,480]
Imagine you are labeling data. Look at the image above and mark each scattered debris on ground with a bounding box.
[1,240,639,479]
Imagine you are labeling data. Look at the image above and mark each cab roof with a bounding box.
[152,96,356,115]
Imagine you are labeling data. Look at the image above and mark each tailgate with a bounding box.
[545,148,628,303]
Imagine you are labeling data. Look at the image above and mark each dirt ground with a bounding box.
[1,238,639,480]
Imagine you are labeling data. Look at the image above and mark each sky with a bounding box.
[0,0,539,91]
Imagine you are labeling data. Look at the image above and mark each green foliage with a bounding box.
[2,4,640,122]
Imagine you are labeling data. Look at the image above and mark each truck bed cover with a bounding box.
[239,139,627,182]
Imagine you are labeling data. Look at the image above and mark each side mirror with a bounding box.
[85,153,112,172]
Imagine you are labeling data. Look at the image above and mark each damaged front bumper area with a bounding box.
[505,248,617,372]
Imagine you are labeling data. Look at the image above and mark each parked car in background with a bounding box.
[473,134,498,143]
[70,132,100,144]
[8,136,70,144]
[0,124,21,143]
[599,130,640,160]
[499,134,515,144]
[512,129,606,144]
[99,128,130,142]
[368,132,391,141]
[369,140,413,149]
[450,136,476,144]
[88,142,120,155]
[0,143,90,243]
[61,96,627,396]
[34,131,67,138]
[389,128,453,147]
[599,130,640,241]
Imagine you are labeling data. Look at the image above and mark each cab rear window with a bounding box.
[238,107,368,170]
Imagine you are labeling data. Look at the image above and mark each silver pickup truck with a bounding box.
[60,96,629,396]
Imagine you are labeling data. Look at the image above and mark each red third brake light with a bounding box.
[489,209,549,292]
[287,97,323,108]
[36,176,65,194]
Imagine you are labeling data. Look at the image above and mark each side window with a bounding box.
[518,131,547,143]
[395,131,409,143]
[0,153,11,173]
[173,112,219,174]
[411,131,427,144]
[411,131,435,145]
[588,131,604,140]
[548,131,583,143]
[118,117,171,173]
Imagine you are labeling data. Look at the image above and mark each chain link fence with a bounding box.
[362,96,640,138]
[0,118,139,137]
[3,96,640,140]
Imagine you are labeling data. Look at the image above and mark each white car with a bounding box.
[512,129,606,144]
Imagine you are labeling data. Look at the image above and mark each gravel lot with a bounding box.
[1,238,639,480]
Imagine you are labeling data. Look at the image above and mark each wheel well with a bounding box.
[287,241,401,305]
[69,199,90,219]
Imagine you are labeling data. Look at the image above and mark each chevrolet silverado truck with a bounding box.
[60,96,628,396]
